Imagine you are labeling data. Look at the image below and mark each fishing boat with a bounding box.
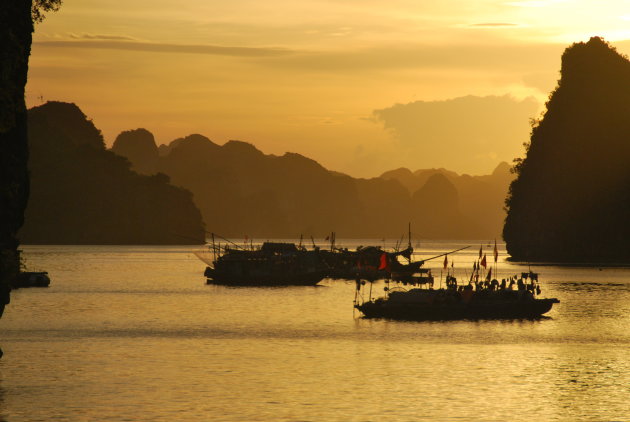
[320,226,467,282]
[320,245,415,281]
[195,227,467,286]
[354,253,559,320]
[12,271,51,288]
[196,238,328,286]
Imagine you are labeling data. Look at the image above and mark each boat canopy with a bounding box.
[260,242,299,254]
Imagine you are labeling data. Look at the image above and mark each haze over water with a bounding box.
[2,243,630,421]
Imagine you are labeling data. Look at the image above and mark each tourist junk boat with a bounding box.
[320,244,415,282]
[195,228,466,286]
[320,227,467,282]
[196,239,328,286]
[354,249,560,320]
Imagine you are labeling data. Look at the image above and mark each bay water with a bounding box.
[1,242,629,421]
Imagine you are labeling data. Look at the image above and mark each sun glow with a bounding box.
[26,0,630,176]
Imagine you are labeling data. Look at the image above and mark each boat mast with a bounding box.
[211,232,216,263]
[407,222,412,264]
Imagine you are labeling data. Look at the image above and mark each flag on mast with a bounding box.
[493,239,498,263]
[478,245,483,259]
[481,254,487,269]
[443,254,448,270]
[378,253,389,271]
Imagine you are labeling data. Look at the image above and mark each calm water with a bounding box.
[1,242,630,421]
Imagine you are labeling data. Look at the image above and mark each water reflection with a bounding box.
[0,245,629,421]
[551,346,630,420]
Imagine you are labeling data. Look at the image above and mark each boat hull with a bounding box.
[356,298,559,320]
[12,272,51,288]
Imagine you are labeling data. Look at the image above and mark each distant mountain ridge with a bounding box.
[381,162,514,239]
[20,102,205,244]
[114,128,513,239]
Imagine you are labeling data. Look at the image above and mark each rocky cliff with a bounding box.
[504,37,630,262]
[0,2,33,316]
[20,102,205,244]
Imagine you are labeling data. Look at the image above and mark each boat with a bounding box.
[197,240,328,286]
[12,271,51,288]
[354,271,559,320]
[195,227,468,286]
[320,245,415,281]
[319,226,468,282]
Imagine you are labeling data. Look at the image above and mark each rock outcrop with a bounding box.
[0,2,33,316]
[504,37,630,262]
[20,102,205,244]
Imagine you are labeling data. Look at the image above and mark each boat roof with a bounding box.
[260,242,299,253]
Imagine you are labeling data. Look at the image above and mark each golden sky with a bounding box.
[27,0,630,176]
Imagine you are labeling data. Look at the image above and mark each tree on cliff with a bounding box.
[0,1,61,316]
[504,37,630,262]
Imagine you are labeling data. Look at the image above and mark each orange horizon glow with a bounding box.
[27,0,630,177]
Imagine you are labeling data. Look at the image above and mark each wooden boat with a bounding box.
[319,226,468,282]
[355,271,559,320]
[320,245,414,281]
[198,241,328,286]
[12,271,51,288]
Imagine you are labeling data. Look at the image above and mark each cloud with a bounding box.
[469,23,520,27]
[372,95,539,174]
[33,37,630,75]
[259,43,566,74]
[34,40,295,57]
[68,33,137,41]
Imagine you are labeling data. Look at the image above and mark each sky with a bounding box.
[27,0,630,177]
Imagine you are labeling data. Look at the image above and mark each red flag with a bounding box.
[493,239,498,263]
[378,253,389,271]
[480,254,487,269]
[443,254,448,270]
[486,268,492,281]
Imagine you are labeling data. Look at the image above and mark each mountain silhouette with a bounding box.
[20,102,205,244]
[111,128,159,175]
[504,37,630,262]
[114,128,510,239]
[382,163,513,238]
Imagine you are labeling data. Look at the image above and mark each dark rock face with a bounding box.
[156,135,362,238]
[382,163,513,238]
[411,174,476,238]
[0,2,33,315]
[112,128,159,175]
[20,102,206,245]
[504,37,630,262]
